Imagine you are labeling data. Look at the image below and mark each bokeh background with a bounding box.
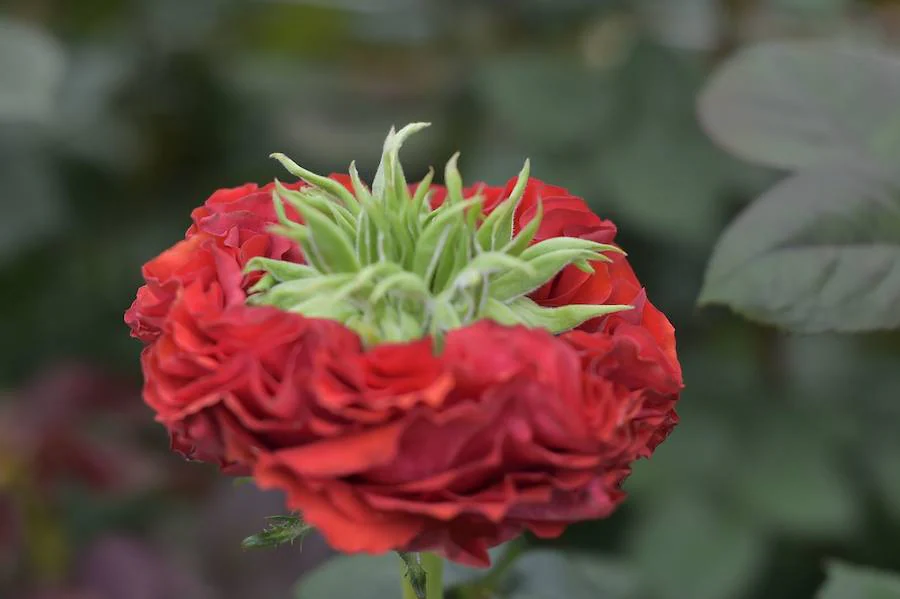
[2,1,900,598]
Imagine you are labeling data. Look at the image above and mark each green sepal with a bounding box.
[278,187,360,273]
[371,272,433,305]
[244,257,317,282]
[573,258,594,273]
[247,273,277,295]
[483,298,632,333]
[490,160,531,251]
[286,296,359,320]
[504,198,543,256]
[451,252,536,292]
[348,161,371,204]
[519,237,622,262]
[473,160,529,251]
[412,197,481,280]
[361,202,393,262]
[409,167,435,226]
[373,122,430,201]
[433,227,471,293]
[242,514,313,550]
[277,184,357,239]
[257,273,356,309]
[444,152,465,205]
[270,152,359,213]
[492,241,619,301]
[509,297,632,332]
[332,261,404,302]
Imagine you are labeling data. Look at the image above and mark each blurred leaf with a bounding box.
[55,44,140,170]
[637,0,723,51]
[0,20,65,124]
[596,43,764,245]
[817,561,900,599]
[294,553,402,598]
[475,53,622,152]
[628,492,767,599]
[699,40,900,169]
[140,0,230,52]
[505,550,638,599]
[699,161,900,332]
[867,438,900,522]
[767,0,852,17]
[442,543,515,589]
[0,132,65,264]
[733,412,860,538]
[242,514,312,549]
[596,114,735,245]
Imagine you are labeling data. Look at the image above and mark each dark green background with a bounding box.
[1,1,899,598]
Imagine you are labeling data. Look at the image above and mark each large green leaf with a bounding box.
[0,20,65,123]
[698,40,900,169]
[817,562,900,599]
[699,161,900,332]
[0,135,64,264]
[294,554,402,599]
[628,492,767,599]
[506,550,637,599]
[475,53,622,152]
[731,412,860,538]
[596,42,772,246]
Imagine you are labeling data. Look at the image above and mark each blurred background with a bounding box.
[2,0,900,598]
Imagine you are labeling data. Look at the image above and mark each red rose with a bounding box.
[125,182,304,343]
[129,170,682,567]
[252,320,679,566]
[142,280,359,472]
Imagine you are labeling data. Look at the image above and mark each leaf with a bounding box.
[597,41,766,246]
[628,492,767,599]
[476,54,622,151]
[242,514,312,550]
[867,438,900,522]
[294,554,402,599]
[817,561,900,599]
[698,40,900,169]
[442,543,518,590]
[0,136,64,264]
[699,161,900,332]
[732,412,860,538]
[0,20,65,123]
[505,550,638,599]
[637,0,722,51]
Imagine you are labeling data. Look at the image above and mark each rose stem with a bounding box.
[422,552,444,599]
[400,552,444,599]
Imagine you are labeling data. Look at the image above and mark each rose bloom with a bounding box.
[127,177,682,566]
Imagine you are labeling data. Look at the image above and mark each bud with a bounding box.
[247,124,629,345]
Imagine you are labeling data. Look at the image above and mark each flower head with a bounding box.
[126,123,682,566]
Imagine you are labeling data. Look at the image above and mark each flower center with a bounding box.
[246,123,630,346]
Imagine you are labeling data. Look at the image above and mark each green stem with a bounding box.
[400,552,444,599]
[423,552,444,599]
[478,537,525,591]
